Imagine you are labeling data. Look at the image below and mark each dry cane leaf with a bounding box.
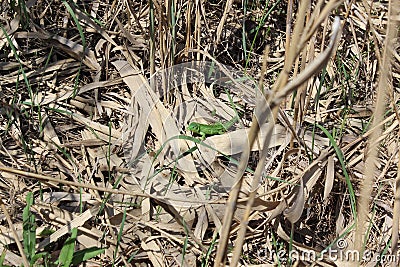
[193,207,208,240]
[141,239,164,267]
[40,111,62,150]
[37,205,100,249]
[324,155,335,202]
[283,177,304,224]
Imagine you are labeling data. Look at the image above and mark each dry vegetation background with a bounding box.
[0,0,399,266]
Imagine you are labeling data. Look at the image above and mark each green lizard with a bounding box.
[188,116,239,140]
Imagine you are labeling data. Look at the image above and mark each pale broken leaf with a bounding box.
[324,155,335,202]
[40,111,62,150]
[193,207,208,240]
[200,123,286,156]
[283,177,304,224]
[37,205,100,249]
[141,239,164,267]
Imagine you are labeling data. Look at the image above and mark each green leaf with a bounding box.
[22,192,36,262]
[0,248,10,267]
[58,228,78,267]
[30,252,49,266]
[71,247,106,265]
[62,1,86,48]
[316,124,357,219]
[38,228,55,237]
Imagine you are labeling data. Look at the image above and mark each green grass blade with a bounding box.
[62,0,86,49]
[30,252,49,266]
[62,0,85,97]
[0,248,12,267]
[22,192,36,262]
[113,207,127,264]
[57,228,78,267]
[71,247,106,266]
[0,24,33,101]
[316,124,357,219]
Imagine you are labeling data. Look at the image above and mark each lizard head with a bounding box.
[188,122,200,132]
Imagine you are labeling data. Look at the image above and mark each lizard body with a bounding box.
[188,116,239,140]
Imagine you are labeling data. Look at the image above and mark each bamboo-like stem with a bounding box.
[354,0,399,265]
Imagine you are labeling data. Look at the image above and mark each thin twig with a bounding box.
[0,198,30,267]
